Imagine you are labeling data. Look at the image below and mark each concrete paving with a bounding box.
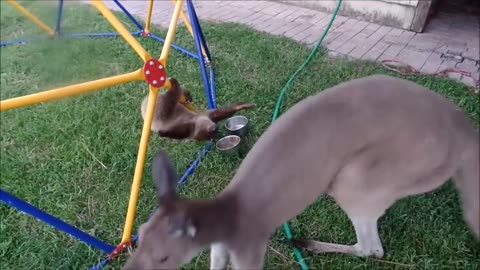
[96,0,479,87]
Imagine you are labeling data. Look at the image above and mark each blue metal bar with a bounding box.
[209,66,217,105]
[186,0,216,104]
[186,0,215,109]
[0,189,115,254]
[113,0,144,31]
[0,37,37,47]
[178,142,213,186]
[186,0,211,61]
[147,33,199,60]
[59,31,142,38]
[55,0,64,34]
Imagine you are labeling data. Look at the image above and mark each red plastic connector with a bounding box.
[107,241,133,260]
[143,58,167,88]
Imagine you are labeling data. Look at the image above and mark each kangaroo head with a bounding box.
[122,150,204,270]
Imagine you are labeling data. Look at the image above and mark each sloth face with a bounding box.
[193,116,218,140]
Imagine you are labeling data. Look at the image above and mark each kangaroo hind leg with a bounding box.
[292,162,395,258]
[291,214,385,258]
[453,146,480,239]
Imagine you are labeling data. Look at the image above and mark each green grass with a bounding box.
[1,2,479,270]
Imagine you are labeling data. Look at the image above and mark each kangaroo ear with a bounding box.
[151,149,179,204]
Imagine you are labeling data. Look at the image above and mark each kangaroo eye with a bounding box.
[159,256,169,263]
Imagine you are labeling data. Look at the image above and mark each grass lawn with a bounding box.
[1,1,479,270]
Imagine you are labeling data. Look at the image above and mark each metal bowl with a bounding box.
[215,135,242,155]
[225,115,249,137]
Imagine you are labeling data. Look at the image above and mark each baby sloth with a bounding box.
[141,78,254,141]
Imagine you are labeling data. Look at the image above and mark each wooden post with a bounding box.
[411,0,433,33]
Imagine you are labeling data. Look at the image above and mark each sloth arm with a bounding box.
[160,79,183,120]
[207,103,252,122]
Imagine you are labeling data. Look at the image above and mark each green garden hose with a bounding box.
[271,1,343,269]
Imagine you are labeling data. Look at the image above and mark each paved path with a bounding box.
[98,1,479,87]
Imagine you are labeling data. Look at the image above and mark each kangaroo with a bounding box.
[123,74,479,270]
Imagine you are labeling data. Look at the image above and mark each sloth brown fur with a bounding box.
[141,78,254,141]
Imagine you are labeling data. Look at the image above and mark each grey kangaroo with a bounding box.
[123,74,479,270]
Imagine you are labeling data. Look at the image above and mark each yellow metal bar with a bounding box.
[174,0,194,37]
[158,0,184,65]
[90,0,151,61]
[172,0,208,59]
[6,0,54,35]
[0,69,144,112]
[121,85,158,243]
[184,102,195,111]
[144,0,154,34]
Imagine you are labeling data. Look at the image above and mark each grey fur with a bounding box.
[124,74,479,270]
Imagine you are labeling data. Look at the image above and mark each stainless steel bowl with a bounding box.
[225,115,249,137]
[215,135,242,155]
